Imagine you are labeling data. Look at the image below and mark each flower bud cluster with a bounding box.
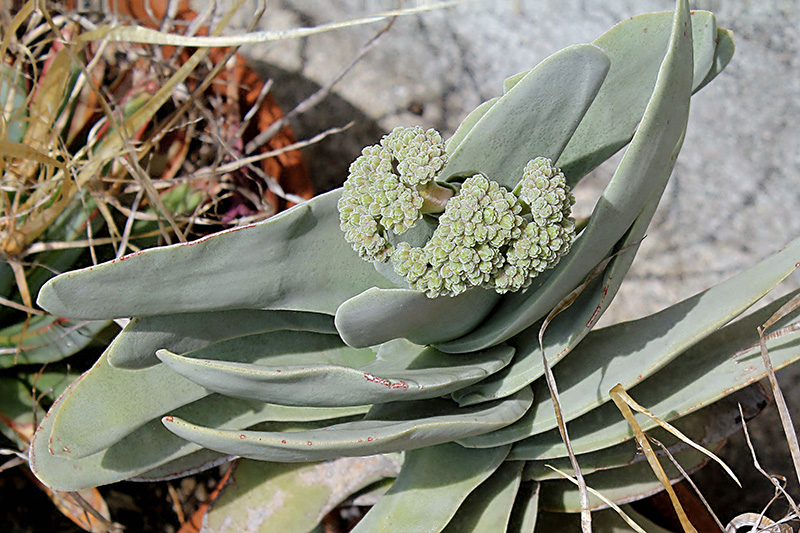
[494,157,577,292]
[338,127,447,261]
[338,126,576,298]
[393,175,526,297]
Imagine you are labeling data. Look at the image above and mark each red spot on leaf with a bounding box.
[307,441,313,446]
[364,372,407,390]
[586,305,603,328]
[281,440,286,444]
[239,434,246,439]
[367,437,373,442]
[164,416,174,422]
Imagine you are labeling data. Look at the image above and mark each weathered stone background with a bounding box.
[218,0,800,523]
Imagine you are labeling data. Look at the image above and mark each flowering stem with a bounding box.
[418,181,454,214]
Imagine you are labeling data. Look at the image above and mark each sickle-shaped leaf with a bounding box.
[694,27,735,93]
[508,291,800,461]
[444,97,498,154]
[539,445,711,512]
[508,482,540,533]
[31,375,367,492]
[49,330,364,459]
[558,10,719,183]
[439,1,695,354]
[443,461,524,533]
[37,190,395,320]
[453,194,659,406]
[162,387,533,463]
[440,44,610,189]
[335,287,500,348]
[157,341,513,407]
[107,309,336,369]
[202,455,402,533]
[352,443,510,533]
[460,236,800,447]
[128,449,232,482]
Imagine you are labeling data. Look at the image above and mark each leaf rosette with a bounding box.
[29,2,800,531]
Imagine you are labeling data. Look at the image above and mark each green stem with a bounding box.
[418,182,454,214]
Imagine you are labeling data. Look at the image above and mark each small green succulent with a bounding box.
[25,2,800,531]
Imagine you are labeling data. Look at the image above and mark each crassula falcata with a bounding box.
[27,1,800,531]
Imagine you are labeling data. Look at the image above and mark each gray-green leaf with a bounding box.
[162,387,533,463]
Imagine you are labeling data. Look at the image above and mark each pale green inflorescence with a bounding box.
[338,126,448,262]
[339,129,577,298]
[393,175,526,297]
[495,157,577,292]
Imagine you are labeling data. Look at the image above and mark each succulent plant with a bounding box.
[26,1,800,530]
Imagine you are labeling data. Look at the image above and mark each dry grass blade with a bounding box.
[611,385,740,487]
[534,241,643,531]
[610,384,698,532]
[546,465,648,533]
[0,0,35,60]
[0,141,65,170]
[761,293,800,332]
[652,437,726,531]
[0,294,44,316]
[757,292,800,489]
[78,1,468,47]
[738,403,800,524]
[725,513,792,533]
[246,17,395,153]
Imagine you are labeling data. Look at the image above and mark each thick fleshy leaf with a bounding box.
[31,380,367,491]
[535,506,674,532]
[557,10,719,182]
[444,97,498,154]
[521,388,755,481]
[0,315,113,368]
[442,461,524,533]
[348,478,395,508]
[460,236,800,447]
[162,387,533,463]
[508,482,540,533]
[439,44,610,189]
[334,287,500,348]
[36,190,395,320]
[335,45,610,349]
[538,446,710,512]
[508,291,800,460]
[352,443,510,533]
[439,1,695,354]
[453,195,659,406]
[108,309,336,369]
[694,28,735,93]
[203,455,401,533]
[157,340,513,407]
[128,449,232,482]
[49,330,364,459]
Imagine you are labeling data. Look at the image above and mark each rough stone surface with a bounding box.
[212,0,800,524]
